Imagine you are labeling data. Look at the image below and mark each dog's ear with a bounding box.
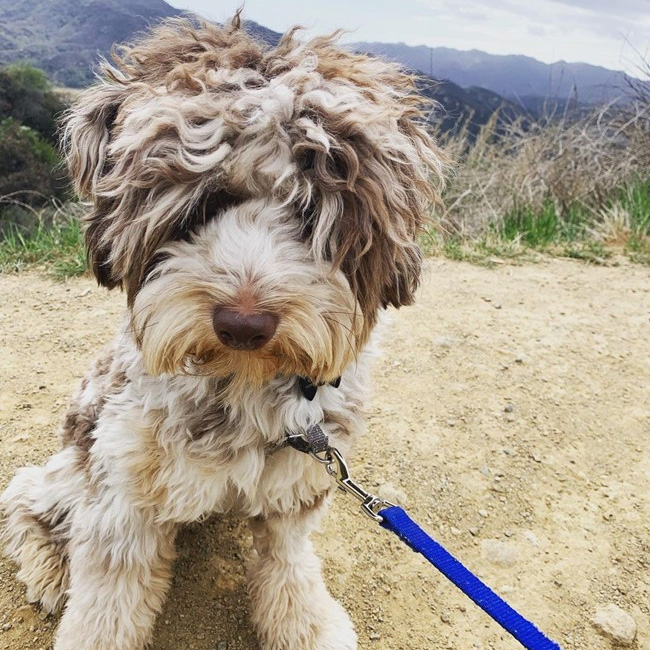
[63,83,128,289]
[291,40,446,332]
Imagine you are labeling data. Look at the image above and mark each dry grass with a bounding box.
[2,76,650,276]
[428,83,650,264]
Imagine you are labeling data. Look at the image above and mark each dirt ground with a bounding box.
[0,258,648,650]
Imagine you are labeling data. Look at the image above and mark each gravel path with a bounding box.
[1,258,648,649]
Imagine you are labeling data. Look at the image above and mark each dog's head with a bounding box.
[64,15,445,384]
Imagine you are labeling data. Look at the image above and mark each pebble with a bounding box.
[480,539,519,567]
[523,530,541,547]
[2,623,12,631]
[591,604,637,646]
[217,642,228,650]
[377,482,408,506]
[434,336,455,348]
[369,632,381,641]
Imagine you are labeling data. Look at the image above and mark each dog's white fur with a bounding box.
[1,15,444,650]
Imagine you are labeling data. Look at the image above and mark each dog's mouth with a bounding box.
[180,331,350,386]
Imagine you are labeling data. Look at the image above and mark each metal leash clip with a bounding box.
[320,447,395,522]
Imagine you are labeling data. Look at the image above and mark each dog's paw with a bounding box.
[313,600,358,650]
[313,614,357,650]
[256,593,357,650]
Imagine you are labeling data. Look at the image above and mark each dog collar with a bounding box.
[297,376,341,401]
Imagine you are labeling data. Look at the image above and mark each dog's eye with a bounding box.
[298,201,317,241]
[182,190,244,236]
[142,251,172,284]
[297,149,316,173]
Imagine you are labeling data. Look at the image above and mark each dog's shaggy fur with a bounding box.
[1,15,444,650]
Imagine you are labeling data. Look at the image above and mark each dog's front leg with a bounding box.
[248,506,357,650]
[53,499,177,650]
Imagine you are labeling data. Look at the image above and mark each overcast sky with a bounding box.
[167,0,650,75]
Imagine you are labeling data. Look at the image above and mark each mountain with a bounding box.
[417,77,524,138]
[353,42,632,107]
[0,0,524,134]
[0,0,183,87]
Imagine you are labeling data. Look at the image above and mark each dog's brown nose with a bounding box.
[213,308,278,351]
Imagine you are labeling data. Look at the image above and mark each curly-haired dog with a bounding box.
[1,15,445,650]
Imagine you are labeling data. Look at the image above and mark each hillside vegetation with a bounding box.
[429,96,650,264]
[0,60,648,274]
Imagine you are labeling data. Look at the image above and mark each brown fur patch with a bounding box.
[60,347,128,454]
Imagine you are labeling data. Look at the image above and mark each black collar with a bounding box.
[298,376,341,401]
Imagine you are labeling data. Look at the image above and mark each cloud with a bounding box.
[546,0,650,19]
[169,0,649,74]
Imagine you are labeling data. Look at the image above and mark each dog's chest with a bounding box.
[112,376,347,523]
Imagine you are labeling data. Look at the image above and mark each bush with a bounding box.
[0,63,70,227]
[0,118,68,214]
[0,63,66,143]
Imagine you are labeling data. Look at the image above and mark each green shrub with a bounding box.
[0,118,67,211]
[0,63,66,143]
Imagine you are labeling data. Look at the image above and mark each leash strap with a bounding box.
[379,505,562,650]
[286,428,562,650]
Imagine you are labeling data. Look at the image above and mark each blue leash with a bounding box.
[379,505,562,650]
[287,426,563,650]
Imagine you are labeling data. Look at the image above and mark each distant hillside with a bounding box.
[353,42,633,107]
[0,0,524,134]
[0,0,182,87]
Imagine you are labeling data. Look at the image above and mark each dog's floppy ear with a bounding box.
[290,37,446,332]
[63,83,128,289]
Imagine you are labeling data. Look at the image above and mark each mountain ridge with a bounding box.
[352,40,632,106]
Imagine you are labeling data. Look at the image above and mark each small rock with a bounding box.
[591,604,637,646]
[2,623,12,631]
[440,611,451,624]
[434,336,455,348]
[523,530,540,547]
[481,539,519,567]
[377,482,407,506]
[217,642,228,650]
[450,526,461,536]
[369,632,381,641]
[504,403,515,413]
[15,605,39,627]
[478,509,489,518]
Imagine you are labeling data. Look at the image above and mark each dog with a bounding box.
[1,14,444,650]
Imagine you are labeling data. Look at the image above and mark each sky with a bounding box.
[167,0,650,76]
